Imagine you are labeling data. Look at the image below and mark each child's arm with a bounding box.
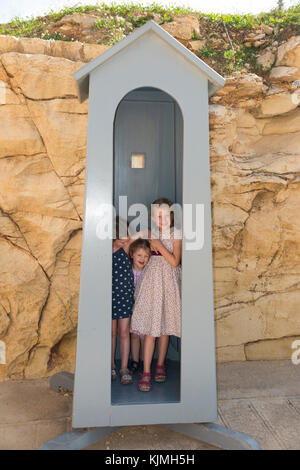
[150,238,182,268]
[123,237,134,255]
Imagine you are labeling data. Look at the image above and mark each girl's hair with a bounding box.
[129,238,151,258]
[114,216,129,241]
[151,197,174,228]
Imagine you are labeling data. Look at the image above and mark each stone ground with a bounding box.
[1,360,300,450]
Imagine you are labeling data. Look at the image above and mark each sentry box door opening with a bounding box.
[112,87,183,406]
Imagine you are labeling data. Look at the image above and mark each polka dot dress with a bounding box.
[112,247,134,320]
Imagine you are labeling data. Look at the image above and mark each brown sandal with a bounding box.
[120,368,133,385]
[154,365,166,383]
[138,372,152,392]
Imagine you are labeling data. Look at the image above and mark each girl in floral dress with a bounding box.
[130,198,182,391]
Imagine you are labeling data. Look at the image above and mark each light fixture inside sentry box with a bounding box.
[131,153,145,168]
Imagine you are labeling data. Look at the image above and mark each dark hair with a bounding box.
[114,216,129,241]
[129,239,151,258]
[151,197,174,228]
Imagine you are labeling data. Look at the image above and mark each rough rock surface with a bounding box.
[161,15,200,45]
[0,32,300,380]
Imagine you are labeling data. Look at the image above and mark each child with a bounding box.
[112,216,134,385]
[128,239,151,375]
[130,198,182,392]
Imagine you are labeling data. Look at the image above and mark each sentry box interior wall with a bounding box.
[73,20,225,428]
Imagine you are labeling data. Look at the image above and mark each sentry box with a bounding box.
[73,20,225,428]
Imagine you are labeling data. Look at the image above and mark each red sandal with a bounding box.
[138,372,151,392]
[154,365,167,383]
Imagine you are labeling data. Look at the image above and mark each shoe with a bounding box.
[154,364,166,383]
[120,368,133,385]
[129,360,140,375]
[138,372,151,392]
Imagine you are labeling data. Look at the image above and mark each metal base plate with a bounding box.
[39,423,260,450]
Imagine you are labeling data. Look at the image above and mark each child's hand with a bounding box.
[151,238,182,267]
[150,239,163,253]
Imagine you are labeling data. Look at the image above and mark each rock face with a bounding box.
[0,33,300,380]
[161,15,200,45]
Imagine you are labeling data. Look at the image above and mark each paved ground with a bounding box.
[1,360,300,450]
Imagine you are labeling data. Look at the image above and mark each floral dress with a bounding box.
[130,227,181,337]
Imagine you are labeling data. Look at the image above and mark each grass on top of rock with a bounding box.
[0,2,299,74]
[202,3,300,29]
[0,1,298,34]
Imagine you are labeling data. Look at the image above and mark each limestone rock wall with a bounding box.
[0,34,299,380]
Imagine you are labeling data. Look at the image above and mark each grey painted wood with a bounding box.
[123,88,175,102]
[39,427,122,450]
[174,102,183,206]
[74,21,225,103]
[73,24,222,428]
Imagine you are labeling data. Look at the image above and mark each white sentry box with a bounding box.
[72,20,225,428]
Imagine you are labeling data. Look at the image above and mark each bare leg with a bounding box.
[143,335,156,373]
[157,335,169,366]
[131,333,141,363]
[111,319,117,369]
[140,337,145,361]
[118,317,131,370]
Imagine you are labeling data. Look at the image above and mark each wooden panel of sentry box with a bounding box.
[72,20,225,428]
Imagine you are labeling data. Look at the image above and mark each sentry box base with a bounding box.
[39,422,260,450]
[45,371,260,450]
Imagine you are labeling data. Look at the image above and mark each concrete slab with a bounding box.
[0,378,72,450]
[1,360,300,450]
[218,399,283,450]
[35,418,72,450]
[216,360,300,399]
[251,398,300,450]
[0,378,72,425]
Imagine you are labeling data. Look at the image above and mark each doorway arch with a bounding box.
[113,86,183,216]
[112,86,183,405]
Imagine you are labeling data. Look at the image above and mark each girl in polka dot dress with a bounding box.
[112,217,134,385]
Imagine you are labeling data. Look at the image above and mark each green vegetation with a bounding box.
[94,16,126,29]
[222,44,267,74]
[0,2,298,74]
[0,16,45,37]
[1,1,299,37]
[200,2,300,29]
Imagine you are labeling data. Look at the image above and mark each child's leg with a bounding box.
[140,337,145,361]
[157,335,169,366]
[118,317,131,370]
[143,335,156,373]
[131,333,141,363]
[111,319,117,368]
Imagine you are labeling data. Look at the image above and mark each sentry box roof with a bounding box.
[74,19,225,102]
